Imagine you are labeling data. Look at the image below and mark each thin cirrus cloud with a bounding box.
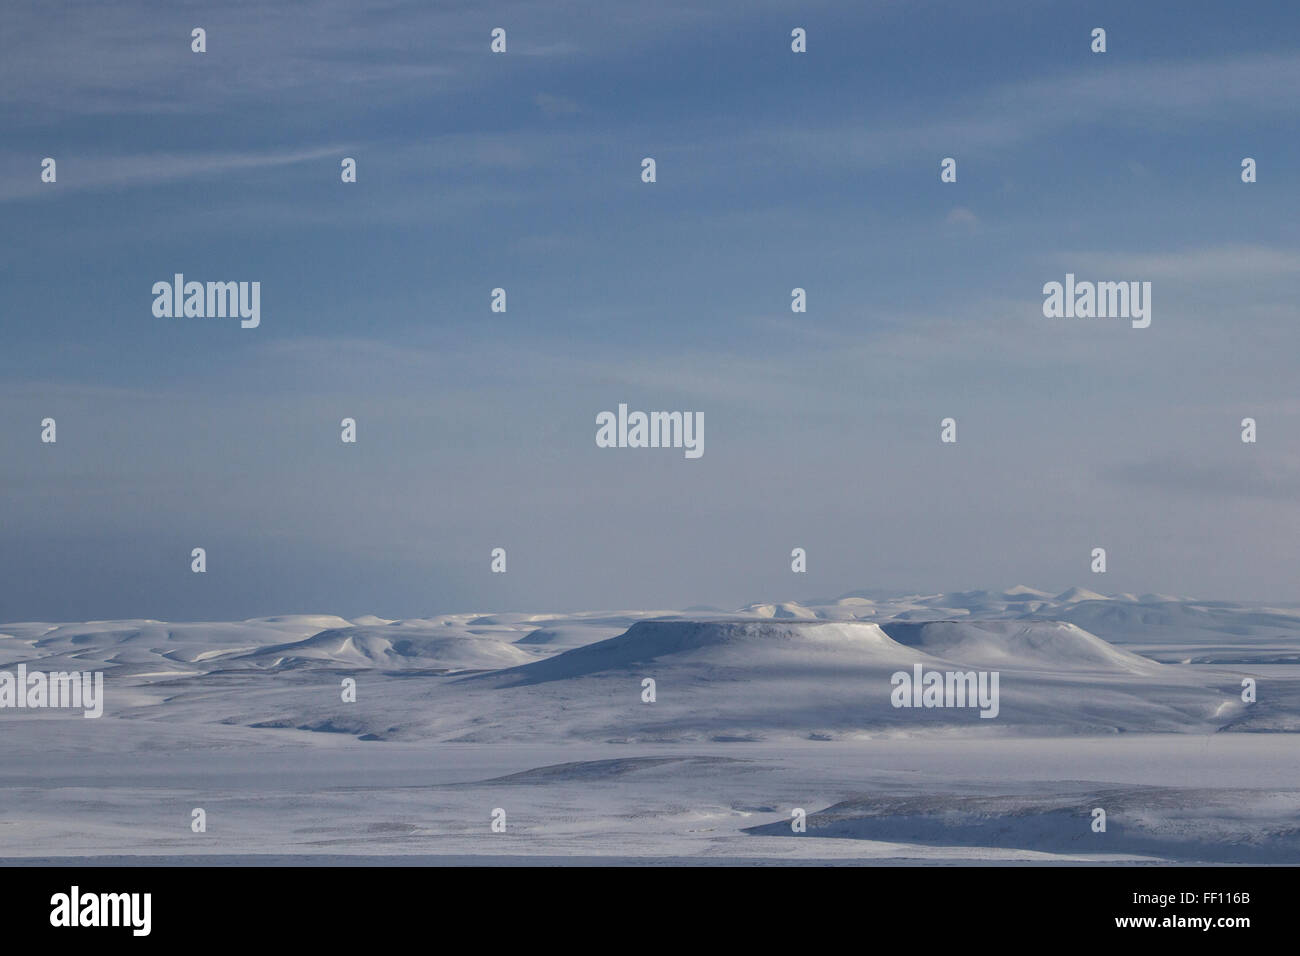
[0,146,348,201]
[1051,244,1300,282]
[0,0,725,118]
[746,52,1300,170]
[992,51,1300,119]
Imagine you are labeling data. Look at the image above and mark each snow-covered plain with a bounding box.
[2,588,1298,864]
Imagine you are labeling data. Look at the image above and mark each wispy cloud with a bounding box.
[0,146,348,200]
[744,52,1300,171]
[0,0,737,118]
[1053,244,1300,282]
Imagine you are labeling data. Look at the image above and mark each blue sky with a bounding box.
[3,0,1300,620]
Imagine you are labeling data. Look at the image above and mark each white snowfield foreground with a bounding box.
[1,588,1298,864]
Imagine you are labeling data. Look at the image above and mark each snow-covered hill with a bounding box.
[2,588,1298,863]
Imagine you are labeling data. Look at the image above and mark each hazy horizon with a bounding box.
[7,583,1300,628]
